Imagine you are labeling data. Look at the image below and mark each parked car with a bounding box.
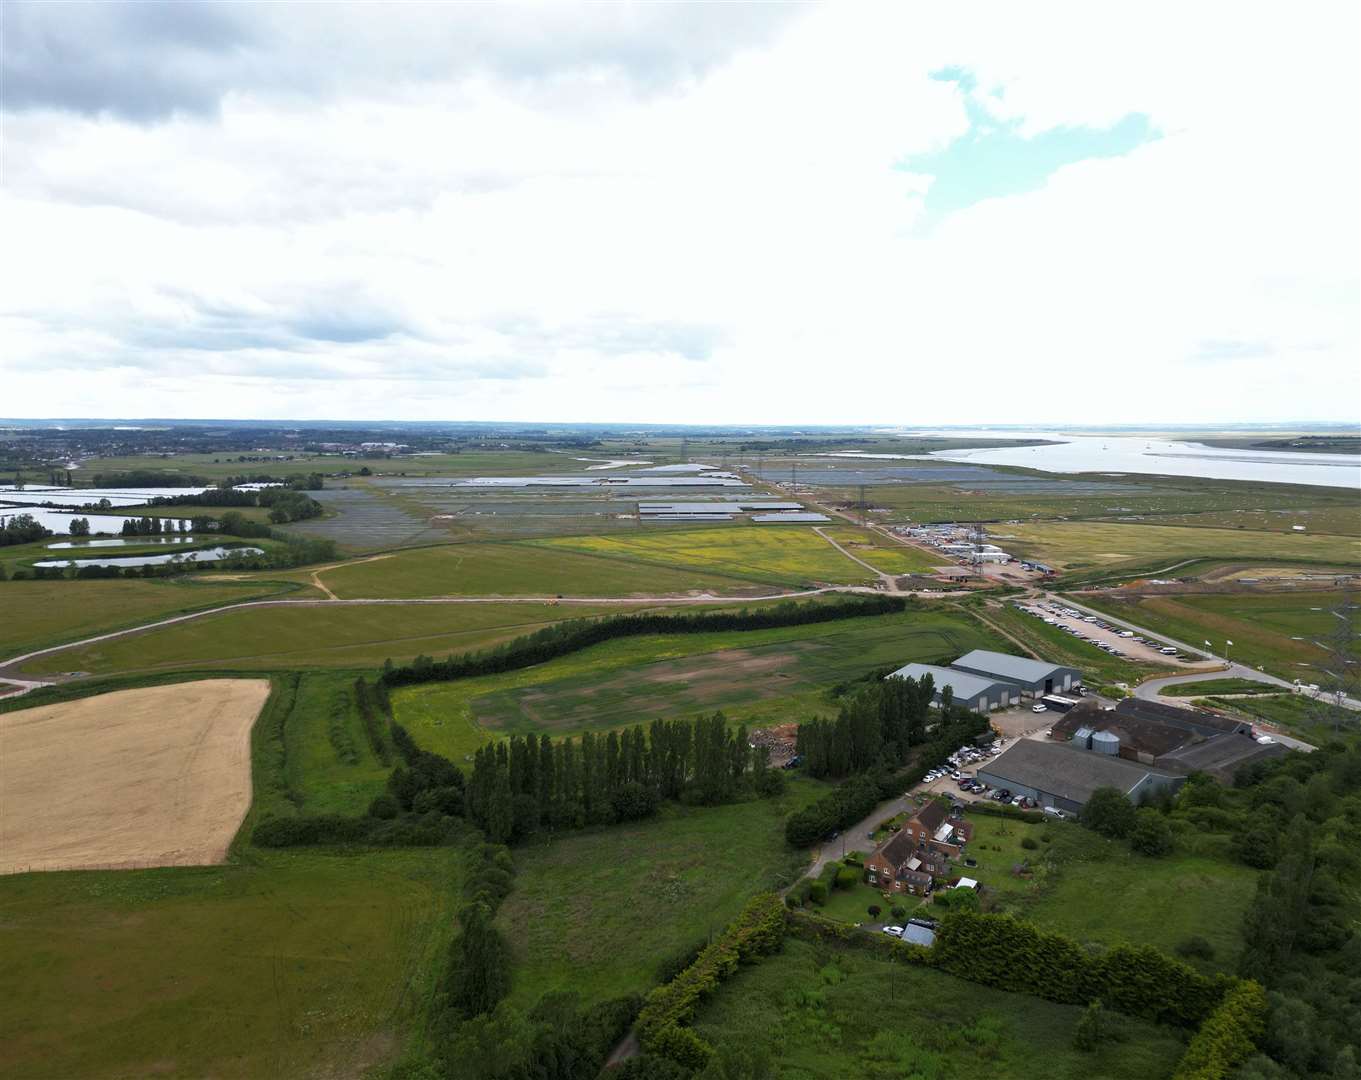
[1043,806,1068,819]
[882,925,904,936]
[1032,703,1048,713]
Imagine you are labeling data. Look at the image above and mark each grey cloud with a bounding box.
[2,1,806,122]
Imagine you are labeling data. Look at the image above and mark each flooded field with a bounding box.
[34,545,263,569]
[47,536,197,549]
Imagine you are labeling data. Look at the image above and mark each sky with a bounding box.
[1,1,1358,425]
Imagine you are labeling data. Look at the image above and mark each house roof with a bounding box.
[886,663,1019,702]
[912,800,948,833]
[978,739,1181,804]
[875,831,918,868]
[951,649,1077,684]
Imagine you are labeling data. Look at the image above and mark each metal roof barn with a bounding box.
[884,663,1021,712]
[975,739,1186,813]
[949,649,1081,697]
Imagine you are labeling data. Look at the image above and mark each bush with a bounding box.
[1073,1000,1108,1052]
[834,867,860,890]
[890,905,906,920]
[868,905,881,919]
[1130,808,1175,856]
[1021,836,1038,850]
[1172,980,1268,1080]
[808,880,829,905]
[1177,936,1216,962]
[368,794,400,820]
[1083,787,1137,838]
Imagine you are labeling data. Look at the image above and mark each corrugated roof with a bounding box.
[752,512,831,523]
[978,739,1180,803]
[886,663,1019,702]
[951,649,1078,684]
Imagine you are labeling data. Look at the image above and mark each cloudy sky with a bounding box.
[2,1,1357,424]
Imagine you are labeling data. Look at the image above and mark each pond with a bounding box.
[32,546,264,569]
[47,536,198,549]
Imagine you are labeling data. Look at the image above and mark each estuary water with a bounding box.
[33,545,264,569]
[835,432,1361,489]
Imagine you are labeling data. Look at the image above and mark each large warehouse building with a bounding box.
[976,739,1186,814]
[950,649,1081,698]
[886,663,1021,713]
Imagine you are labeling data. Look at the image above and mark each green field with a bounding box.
[315,540,781,599]
[690,936,1186,1080]
[22,600,646,677]
[1162,678,1285,696]
[1075,589,1359,679]
[820,526,943,574]
[393,607,1004,760]
[534,526,876,587]
[0,578,297,660]
[1198,692,1359,742]
[1001,521,1360,573]
[0,848,461,1080]
[497,783,817,1008]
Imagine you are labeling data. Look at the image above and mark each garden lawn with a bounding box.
[0,848,461,1080]
[22,601,642,677]
[532,526,877,587]
[0,577,296,659]
[496,781,820,1009]
[314,540,776,599]
[691,937,1186,1080]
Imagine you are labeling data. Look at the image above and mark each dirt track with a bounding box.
[0,679,270,874]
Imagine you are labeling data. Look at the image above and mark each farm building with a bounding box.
[975,739,1186,815]
[1053,703,1285,782]
[950,649,1081,698]
[885,663,1021,712]
[1113,698,1252,737]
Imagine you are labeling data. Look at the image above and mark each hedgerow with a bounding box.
[636,893,786,1065]
[1171,979,1268,1080]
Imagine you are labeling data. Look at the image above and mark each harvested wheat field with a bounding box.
[0,679,270,874]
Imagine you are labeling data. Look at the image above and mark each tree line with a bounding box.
[382,595,908,688]
[0,513,49,547]
[461,714,785,844]
[795,669,940,779]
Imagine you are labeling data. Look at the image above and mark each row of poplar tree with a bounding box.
[795,671,945,779]
[463,713,783,844]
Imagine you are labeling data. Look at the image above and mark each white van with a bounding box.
[1042,806,1067,820]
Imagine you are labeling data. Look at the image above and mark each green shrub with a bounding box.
[809,880,829,905]
[834,867,860,890]
[1130,808,1175,856]
[1176,936,1216,962]
[1021,836,1039,850]
[1172,980,1267,1080]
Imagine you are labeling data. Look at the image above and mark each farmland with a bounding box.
[1074,589,1359,679]
[998,521,1361,573]
[535,526,877,586]
[818,526,943,574]
[21,600,647,677]
[0,848,461,1080]
[392,607,1004,760]
[0,577,297,659]
[314,539,782,599]
[1,680,269,874]
[690,937,1186,1079]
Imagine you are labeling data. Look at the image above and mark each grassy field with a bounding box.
[0,578,298,660]
[314,540,783,599]
[393,608,1004,761]
[21,600,646,677]
[0,848,461,1080]
[691,936,1186,1080]
[819,526,943,574]
[1140,506,1361,535]
[1162,678,1285,696]
[533,526,877,587]
[1075,589,1358,679]
[999,521,1360,573]
[497,782,818,1009]
[1198,693,1359,742]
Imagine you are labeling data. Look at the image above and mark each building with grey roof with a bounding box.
[950,649,1081,698]
[975,739,1185,814]
[885,663,1021,713]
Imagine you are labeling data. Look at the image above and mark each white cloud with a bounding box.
[1,1,1356,423]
